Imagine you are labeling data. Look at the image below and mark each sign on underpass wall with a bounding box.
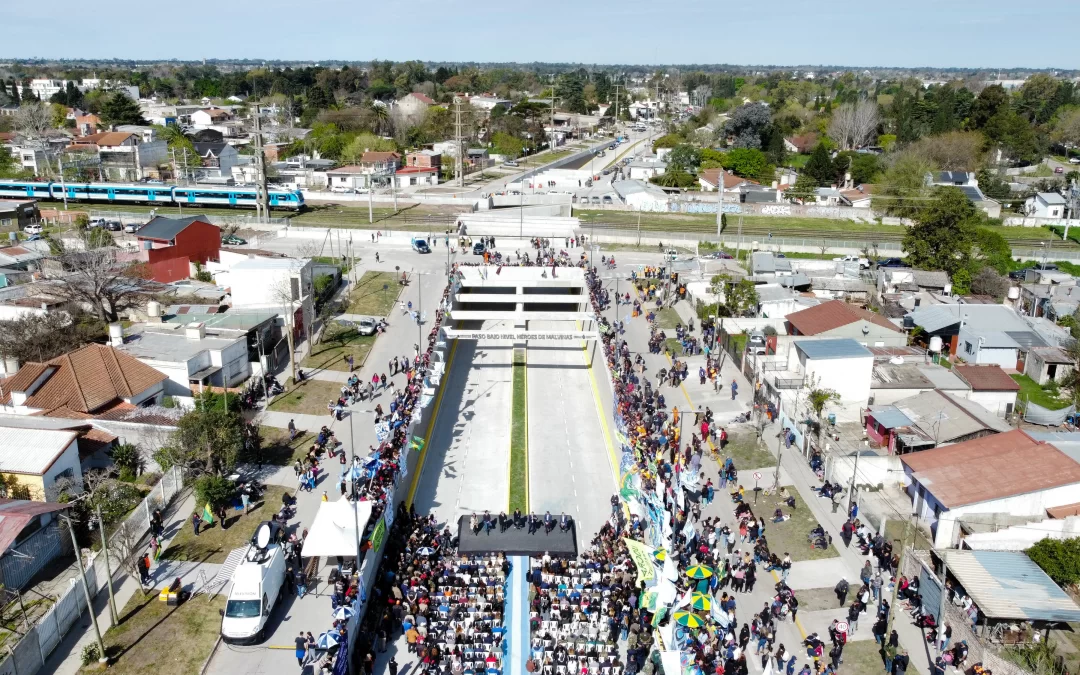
[444,330,599,341]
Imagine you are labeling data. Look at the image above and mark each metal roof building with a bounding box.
[941,549,1080,623]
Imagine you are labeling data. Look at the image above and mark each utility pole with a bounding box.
[886,515,916,637]
[252,103,269,223]
[613,80,622,126]
[550,75,557,153]
[453,96,465,188]
[63,515,107,666]
[847,441,865,516]
[57,154,68,210]
[95,505,118,625]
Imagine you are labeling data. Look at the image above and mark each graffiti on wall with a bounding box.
[807,206,841,218]
[759,205,792,216]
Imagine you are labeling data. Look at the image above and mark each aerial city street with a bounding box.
[1,5,1080,675]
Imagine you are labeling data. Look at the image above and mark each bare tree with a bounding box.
[269,278,299,382]
[110,519,148,597]
[295,240,324,259]
[15,102,52,143]
[828,100,879,150]
[44,243,154,323]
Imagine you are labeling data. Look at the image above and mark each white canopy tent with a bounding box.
[301,498,374,558]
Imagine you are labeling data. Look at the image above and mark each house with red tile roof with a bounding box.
[785,299,906,347]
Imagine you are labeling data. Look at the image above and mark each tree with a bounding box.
[873,150,937,219]
[14,102,52,143]
[724,148,772,182]
[971,84,1008,129]
[711,274,759,317]
[976,168,1011,202]
[803,143,835,186]
[98,92,147,126]
[902,187,980,275]
[806,385,841,430]
[911,131,985,171]
[1051,106,1080,148]
[786,173,818,203]
[652,134,684,151]
[970,267,1010,299]
[155,396,244,477]
[972,227,1014,274]
[984,109,1042,165]
[340,133,397,164]
[0,311,106,364]
[666,144,701,173]
[44,243,153,322]
[723,103,771,149]
[1027,537,1080,587]
[50,103,68,129]
[651,169,697,188]
[828,100,879,150]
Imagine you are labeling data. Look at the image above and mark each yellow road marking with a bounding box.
[407,324,459,506]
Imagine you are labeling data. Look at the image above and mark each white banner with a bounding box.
[443,330,599,341]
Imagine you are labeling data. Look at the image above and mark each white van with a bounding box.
[220,521,287,643]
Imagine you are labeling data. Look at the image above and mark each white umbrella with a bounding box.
[333,606,354,621]
[417,546,436,556]
[316,631,339,650]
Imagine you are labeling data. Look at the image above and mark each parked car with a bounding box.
[702,251,734,260]
[124,222,140,233]
[357,317,377,336]
[877,257,906,267]
[1054,166,1064,174]
[222,234,247,246]
[503,160,519,167]
[1008,267,1032,280]
[104,220,122,231]
[23,224,43,235]
[87,217,105,228]
[1071,157,1080,164]
[411,238,431,254]
[330,185,356,193]
[832,255,870,269]
[747,331,768,355]
[472,241,486,255]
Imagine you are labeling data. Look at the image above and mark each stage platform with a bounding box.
[456,515,578,557]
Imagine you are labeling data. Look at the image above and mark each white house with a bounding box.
[190,107,233,129]
[393,166,439,189]
[952,364,1020,418]
[902,430,1080,547]
[612,180,669,210]
[395,92,435,120]
[627,154,666,181]
[1025,192,1068,219]
[956,325,1021,369]
[782,338,874,406]
[116,323,250,397]
[0,426,84,501]
[229,257,314,345]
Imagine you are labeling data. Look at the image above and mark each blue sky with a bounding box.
[6,0,1078,69]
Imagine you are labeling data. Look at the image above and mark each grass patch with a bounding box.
[664,337,683,355]
[791,587,843,612]
[311,255,352,273]
[753,489,838,562]
[718,433,775,473]
[346,271,402,317]
[301,327,375,372]
[656,307,683,329]
[162,486,287,564]
[1012,373,1071,411]
[509,349,528,512]
[838,640,886,674]
[80,591,226,675]
[257,426,317,466]
[267,377,344,416]
[884,517,933,552]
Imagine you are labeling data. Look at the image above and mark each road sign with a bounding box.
[836,621,849,633]
[753,472,762,480]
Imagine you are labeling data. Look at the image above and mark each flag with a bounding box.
[409,436,425,451]
[370,516,387,552]
[202,502,214,525]
[623,538,656,585]
[619,472,640,501]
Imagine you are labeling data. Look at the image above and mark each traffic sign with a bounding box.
[836,621,849,633]
[753,472,762,480]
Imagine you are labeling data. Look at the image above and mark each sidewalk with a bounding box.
[45,490,200,675]
[620,287,931,673]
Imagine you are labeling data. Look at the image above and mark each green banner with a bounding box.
[371,516,387,552]
[624,538,656,585]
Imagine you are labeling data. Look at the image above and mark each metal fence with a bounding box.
[0,466,185,675]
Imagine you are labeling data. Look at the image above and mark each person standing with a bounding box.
[295,633,307,668]
[138,553,150,585]
[288,418,297,440]
[731,379,738,400]
[891,649,909,674]
[834,578,849,607]
[191,512,202,536]
[388,657,398,675]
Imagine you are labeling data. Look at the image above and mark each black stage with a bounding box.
[456,515,578,557]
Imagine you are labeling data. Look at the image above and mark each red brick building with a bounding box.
[133,215,220,283]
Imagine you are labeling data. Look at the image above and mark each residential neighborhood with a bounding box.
[3,16,1080,675]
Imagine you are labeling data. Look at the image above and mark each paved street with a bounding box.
[526,321,616,550]
[411,325,514,523]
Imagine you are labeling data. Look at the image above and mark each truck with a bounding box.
[832,255,870,269]
[220,521,287,644]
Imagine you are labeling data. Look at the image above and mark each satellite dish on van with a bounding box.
[255,523,271,549]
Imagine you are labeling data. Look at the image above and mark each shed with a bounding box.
[941,549,1080,623]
